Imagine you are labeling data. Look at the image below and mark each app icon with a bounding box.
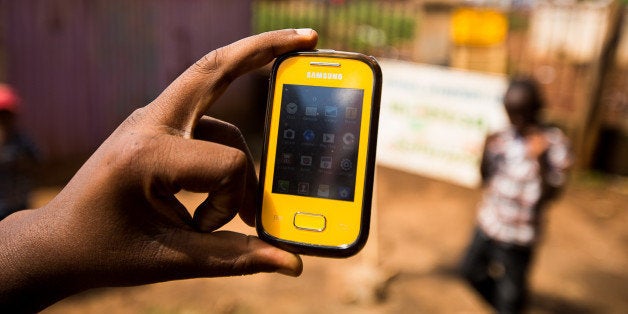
[320,156,332,169]
[305,106,317,116]
[283,128,295,139]
[286,102,298,114]
[346,107,358,120]
[303,129,315,142]
[322,133,335,144]
[325,106,338,117]
[298,182,310,195]
[340,158,352,171]
[300,155,312,166]
[338,186,352,199]
[281,153,293,165]
[342,132,356,145]
[317,184,330,197]
[278,180,290,193]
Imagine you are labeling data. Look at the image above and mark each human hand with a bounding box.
[0,29,318,311]
[526,130,549,160]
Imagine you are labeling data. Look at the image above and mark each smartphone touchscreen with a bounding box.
[272,84,363,201]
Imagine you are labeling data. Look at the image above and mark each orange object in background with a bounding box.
[451,7,508,47]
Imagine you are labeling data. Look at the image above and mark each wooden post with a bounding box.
[580,2,625,168]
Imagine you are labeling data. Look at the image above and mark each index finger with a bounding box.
[193,116,258,227]
[148,29,318,135]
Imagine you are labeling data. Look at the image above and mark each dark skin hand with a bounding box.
[0,29,318,312]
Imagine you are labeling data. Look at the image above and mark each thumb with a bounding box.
[146,29,318,135]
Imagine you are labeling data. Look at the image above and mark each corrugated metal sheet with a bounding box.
[1,0,252,160]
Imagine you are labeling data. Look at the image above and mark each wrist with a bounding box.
[0,207,84,311]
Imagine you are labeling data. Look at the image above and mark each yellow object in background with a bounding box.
[451,7,508,46]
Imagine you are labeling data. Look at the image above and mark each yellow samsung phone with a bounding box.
[256,50,382,257]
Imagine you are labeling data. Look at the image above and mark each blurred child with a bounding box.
[460,77,572,313]
[0,84,39,220]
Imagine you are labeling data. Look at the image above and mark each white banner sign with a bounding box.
[377,60,509,188]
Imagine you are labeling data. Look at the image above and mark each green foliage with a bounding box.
[253,2,325,33]
[253,0,417,51]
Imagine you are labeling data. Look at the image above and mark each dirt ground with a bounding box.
[35,166,627,314]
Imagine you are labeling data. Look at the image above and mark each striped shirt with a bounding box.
[477,126,572,246]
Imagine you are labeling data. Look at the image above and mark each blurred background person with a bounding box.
[0,84,39,221]
[459,77,573,314]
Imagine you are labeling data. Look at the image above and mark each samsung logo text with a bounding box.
[306,72,343,80]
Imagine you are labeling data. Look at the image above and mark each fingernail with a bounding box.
[295,28,313,36]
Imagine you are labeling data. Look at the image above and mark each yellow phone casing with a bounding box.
[257,51,381,257]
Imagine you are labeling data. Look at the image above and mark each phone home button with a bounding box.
[293,212,326,232]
